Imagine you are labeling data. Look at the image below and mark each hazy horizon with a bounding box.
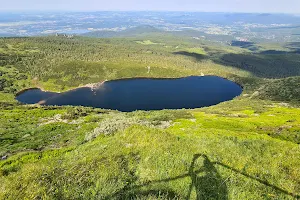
[0,10,300,15]
[1,0,300,14]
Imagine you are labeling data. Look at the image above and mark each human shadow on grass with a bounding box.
[105,154,228,199]
[213,162,300,199]
[186,154,228,200]
[104,153,300,199]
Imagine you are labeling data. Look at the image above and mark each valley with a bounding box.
[0,24,300,199]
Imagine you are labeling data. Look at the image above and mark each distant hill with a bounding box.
[0,33,17,37]
[82,25,162,38]
[82,26,235,43]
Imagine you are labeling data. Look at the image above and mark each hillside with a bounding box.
[0,35,300,199]
[82,25,163,38]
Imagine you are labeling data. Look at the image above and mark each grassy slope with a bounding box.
[0,36,300,199]
[1,101,299,199]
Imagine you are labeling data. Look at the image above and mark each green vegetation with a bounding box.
[259,77,300,103]
[185,47,207,55]
[0,35,300,199]
[0,66,30,93]
[136,40,160,45]
[1,101,299,199]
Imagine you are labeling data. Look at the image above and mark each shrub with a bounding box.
[85,114,148,141]
[61,107,89,120]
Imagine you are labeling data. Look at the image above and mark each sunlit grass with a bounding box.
[0,36,300,199]
[136,40,161,45]
[1,100,300,199]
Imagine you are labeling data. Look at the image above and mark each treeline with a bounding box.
[0,66,29,94]
[1,36,300,102]
[0,36,239,91]
[219,53,300,78]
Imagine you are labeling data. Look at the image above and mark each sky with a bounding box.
[0,0,299,13]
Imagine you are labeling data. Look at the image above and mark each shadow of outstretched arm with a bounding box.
[213,162,300,199]
[104,154,299,199]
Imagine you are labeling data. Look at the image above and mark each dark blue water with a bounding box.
[16,76,242,111]
[16,89,57,104]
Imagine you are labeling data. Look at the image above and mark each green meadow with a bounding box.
[0,35,299,199]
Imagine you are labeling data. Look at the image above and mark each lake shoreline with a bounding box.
[15,76,243,111]
[16,75,244,96]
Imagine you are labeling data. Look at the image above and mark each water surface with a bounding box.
[16,76,242,111]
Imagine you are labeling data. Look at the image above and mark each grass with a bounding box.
[136,40,160,45]
[0,35,300,199]
[0,101,299,199]
[185,47,207,55]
